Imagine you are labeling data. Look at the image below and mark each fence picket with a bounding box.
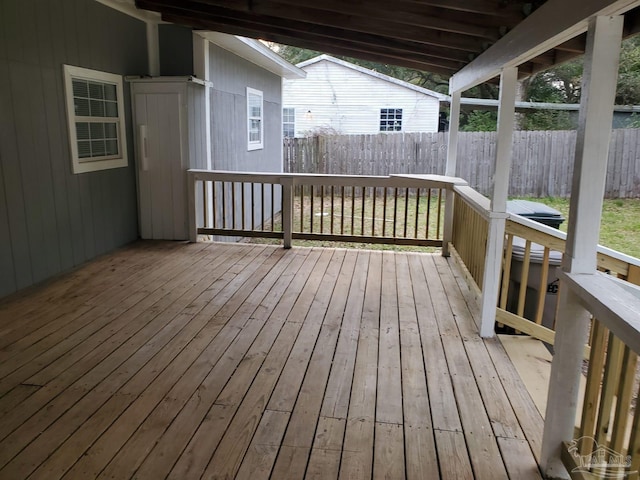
[284,130,640,198]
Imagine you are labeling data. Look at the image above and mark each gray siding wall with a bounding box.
[208,44,283,174]
[0,0,148,298]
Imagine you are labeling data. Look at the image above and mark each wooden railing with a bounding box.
[187,170,467,248]
[555,273,640,479]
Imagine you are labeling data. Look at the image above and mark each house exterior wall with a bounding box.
[0,0,147,298]
[158,24,194,77]
[283,60,440,137]
[208,44,283,174]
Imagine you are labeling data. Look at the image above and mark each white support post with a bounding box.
[187,173,198,243]
[541,15,624,479]
[478,67,517,338]
[442,91,462,257]
[282,177,294,249]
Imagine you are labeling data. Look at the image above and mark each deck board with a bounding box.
[0,241,545,479]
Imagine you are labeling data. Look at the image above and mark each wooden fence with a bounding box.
[284,129,640,198]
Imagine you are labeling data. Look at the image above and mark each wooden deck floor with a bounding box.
[0,241,544,480]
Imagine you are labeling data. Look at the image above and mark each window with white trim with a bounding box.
[283,108,295,138]
[63,65,128,174]
[247,87,264,150]
[380,108,403,132]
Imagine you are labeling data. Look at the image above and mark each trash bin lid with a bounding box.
[511,236,563,266]
[507,200,563,218]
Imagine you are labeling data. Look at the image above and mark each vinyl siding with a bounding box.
[283,60,441,136]
[0,0,147,298]
[208,44,283,174]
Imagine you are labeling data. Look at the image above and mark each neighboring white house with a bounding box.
[282,55,447,137]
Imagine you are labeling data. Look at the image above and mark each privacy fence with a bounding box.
[284,129,640,198]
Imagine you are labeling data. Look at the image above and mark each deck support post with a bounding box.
[282,177,294,249]
[187,172,198,243]
[541,15,623,479]
[478,66,517,338]
[443,91,461,257]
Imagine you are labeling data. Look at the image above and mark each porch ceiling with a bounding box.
[135,0,640,81]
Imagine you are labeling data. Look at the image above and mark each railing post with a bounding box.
[540,287,591,478]
[187,171,198,243]
[442,189,455,257]
[478,213,508,337]
[281,177,293,249]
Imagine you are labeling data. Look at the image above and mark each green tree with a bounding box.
[460,111,497,131]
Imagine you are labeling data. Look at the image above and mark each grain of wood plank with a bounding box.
[377,252,403,425]
[408,254,462,433]
[373,422,405,480]
[235,410,290,480]
[267,249,346,413]
[434,430,474,480]
[321,250,369,419]
[269,445,310,480]
[57,246,289,480]
[0,247,255,476]
[99,249,310,480]
[306,448,341,480]
[497,437,543,480]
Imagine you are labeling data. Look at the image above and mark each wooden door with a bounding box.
[133,86,188,240]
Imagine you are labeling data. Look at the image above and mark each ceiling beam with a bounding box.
[246,0,501,39]
[138,0,486,52]
[450,0,640,92]
[160,13,460,75]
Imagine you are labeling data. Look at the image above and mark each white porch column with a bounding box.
[478,66,517,338]
[541,15,624,479]
[442,91,461,257]
[146,21,160,77]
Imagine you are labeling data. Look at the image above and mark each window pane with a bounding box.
[76,123,90,140]
[105,101,118,117]
[88,82,104,99]
[104,123,118,139]
[105,139,119,156]
[90,100,105,117]
[75,97,90,116]
[90,123,105,140]
[77,141,91,158]
[249,119,261,142]
[249,94,261,109]
[72,79,89,98]
[104,84,117,101]
[250,106,261,117]
[91,140,106,156]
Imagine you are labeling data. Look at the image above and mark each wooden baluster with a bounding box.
[271,183,275,232]
[517,240,532,319]
[372,186,377,236]
[241,182,245,230]
[340,186,345,235]
[382,187,388,237]
[436,188,443,239]
[414,188,420,239]
[330,185,335,234]
[222,181,227,229]
[351,186,355,235]
[426,188,432,239]
[361,186,366,236]
[500,234,514,311]
[579,319,608,456]
[250,182,255,231]
[610,345,637,454]
[320,185,324,234]
[403,187,409,238]
[261,183,265,231]
[212,181,217,229]
[310,185,314,234]
[534,247,551,325]
[595,334,624,447]
[231,182,236,229]
[393,187,398,238]
[300,184,304,233]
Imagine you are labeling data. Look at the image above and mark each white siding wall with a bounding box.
[283,61,440,137]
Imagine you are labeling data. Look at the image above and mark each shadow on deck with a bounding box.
[0,241,544,479]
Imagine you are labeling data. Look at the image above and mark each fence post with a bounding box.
[187,171,198,243]
[281,177,294,249]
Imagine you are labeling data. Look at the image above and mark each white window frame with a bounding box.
[63,64,128,174]
[247,87,264,151]
[380,108,403,132]
[283,107,295,138]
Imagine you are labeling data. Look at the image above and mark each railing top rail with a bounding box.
[561,270,640,354]
[187,169,466,190]
[508,213,640,269]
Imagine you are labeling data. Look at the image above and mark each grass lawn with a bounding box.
[515,197,640,259]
